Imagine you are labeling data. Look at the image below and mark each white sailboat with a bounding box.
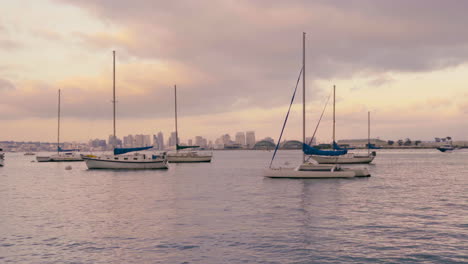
[264,32,370,178]
[82,51,168,170]
[167,85,212,163]
[36,90,83,162]
[309,87,375,164]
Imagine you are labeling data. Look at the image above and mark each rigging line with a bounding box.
[308,88,333,146]
[269,66,303,168]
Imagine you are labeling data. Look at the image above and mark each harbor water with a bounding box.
[1,150,467,263]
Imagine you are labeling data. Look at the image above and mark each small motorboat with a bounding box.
[437,144,455,152]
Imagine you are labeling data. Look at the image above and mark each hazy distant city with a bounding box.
[1,130,465,153]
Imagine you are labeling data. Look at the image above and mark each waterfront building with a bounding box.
[157,132,164,150]
[246,131,256,149]
[235,132,246,146]
[168,132,178,147]
[123,135,134,148]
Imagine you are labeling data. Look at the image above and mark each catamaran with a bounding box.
[308,86,375,164]
[82,51,168,170]
[264,33,370,178]
[36,90,83,162]
[167,85,212,163]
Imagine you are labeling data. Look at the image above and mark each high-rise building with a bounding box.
[246,131,256,148]
[143,135,151,146]
[153,134,159,148]
[134,134,144,147]
[123,135,134,148]
[235,132,246,146]
[188,139,193,146]
[221,134,231,144]
[195,136,208,148]
[168,132,178,147]
[157,131,164,150]
[108,135,121,148]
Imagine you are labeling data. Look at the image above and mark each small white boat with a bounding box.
[83,153,168,169]
[437,144,455,152]
[309,152,375,164]
[167,151,212,163]
[36,152,83,162]
[24,152,36,156]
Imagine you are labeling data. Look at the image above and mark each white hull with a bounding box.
[299,163,370,177]
[309,154,375,164]
[36,156,51,162]
[83,154,168,169]
[264,168,355,178]
[36,154,83,162]
[167,152,212,163]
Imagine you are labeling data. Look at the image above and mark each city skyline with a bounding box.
[1,1,468,142]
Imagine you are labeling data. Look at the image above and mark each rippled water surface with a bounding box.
[1,150,467,263]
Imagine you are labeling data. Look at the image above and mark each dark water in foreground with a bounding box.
[0,150,467,263]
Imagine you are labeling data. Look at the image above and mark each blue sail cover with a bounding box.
[114,146,153,155]
[303,143,347,156]
[333,141,355,150]
[58,147,80,152]
[176,144,200,150]
[332,141,346,150]
[367,143,381,149]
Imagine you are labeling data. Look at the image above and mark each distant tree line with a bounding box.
[387,138,422,146]
[386,136,452,146]
[434,137,452,143]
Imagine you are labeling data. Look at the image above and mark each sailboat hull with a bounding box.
[264,168,355,178]
[309,154,375,164]
[84,157,168,169]
[167,153,212,163]
[36,154,83,162]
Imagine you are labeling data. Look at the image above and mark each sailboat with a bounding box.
[367,111,381,150]
[36,89,83,162]
[308,86,376,164]
[264,33,370,178]
[167,85,212,163]
[82,51,168,169]
[0,148,4,167]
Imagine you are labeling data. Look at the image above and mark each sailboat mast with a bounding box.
[368,111,370,155]
[333,85,336,144]
[57,89,61,154]
[302,32,306,163]
[174,85,179,152]
[112,50,116,148]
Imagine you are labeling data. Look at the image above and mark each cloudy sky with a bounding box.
[1,0,468,143]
